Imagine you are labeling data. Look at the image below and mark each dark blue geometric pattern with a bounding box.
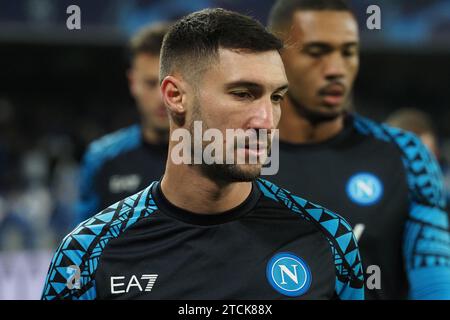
[353,115,450,298]
[256,178,365,299]
[42,183,156,300]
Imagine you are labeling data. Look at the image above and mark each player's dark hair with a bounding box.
[160,8,283,83]
[268,0,353,32]
[129,22,171,60]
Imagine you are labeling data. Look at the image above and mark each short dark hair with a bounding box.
[268,0,353,32]
[129,22,171,60]
[160,8,283,83]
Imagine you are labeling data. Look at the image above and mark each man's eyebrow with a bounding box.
[302,42,332,49]
[274,84,289,93]
[224,81,262,90]
[342,42,359,48]
[225,81,289,92]
[303,41,359,49]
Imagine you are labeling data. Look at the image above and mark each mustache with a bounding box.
[318,81,347,96]
[231,130,273,151]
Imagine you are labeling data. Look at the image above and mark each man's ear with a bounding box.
[161,75,186,118]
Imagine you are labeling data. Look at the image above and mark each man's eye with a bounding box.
[232,91,252,99]
[145,80,159,88]
[271,94,285,103]
[306,51,323,58]
[343,49,355,57]
[303,47,327,58]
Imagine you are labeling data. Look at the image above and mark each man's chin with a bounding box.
[228,164,262,182]
[200,163,261,183]
[157,126,170,133]
[289,93,345,124]
[154,124,170,133]
[301,104,345,123]
[318,105,345,116]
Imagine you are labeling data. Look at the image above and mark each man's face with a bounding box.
[420,132,439,158]
[129,53,169,132]
[188,48,288,182]
[281,11,359,119]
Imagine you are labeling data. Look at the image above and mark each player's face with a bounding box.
[281,11,359,119]
[192,48,288,182]
[420,132,439,158]
[129,53,169,132]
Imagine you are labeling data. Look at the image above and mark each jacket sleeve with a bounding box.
[75,145,101,225]
[41,231,96,300]
[400,133,450,299]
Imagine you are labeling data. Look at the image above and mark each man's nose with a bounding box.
[246,98,274,130]
[323,52,346,81]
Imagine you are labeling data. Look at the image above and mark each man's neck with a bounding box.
[278,99,345,144]
[161,150,253,214]
[141,123,168,145]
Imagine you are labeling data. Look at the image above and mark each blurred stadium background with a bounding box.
[0,0,449,299]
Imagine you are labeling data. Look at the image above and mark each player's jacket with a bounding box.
[42,179,364,300]
[76,124,167,224]
[271,113,450,299]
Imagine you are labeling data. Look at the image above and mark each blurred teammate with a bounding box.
[386,108,439,158]
[387,108,450,209]
[42,8,364,300]
[75,24,170,224]
[268,0,450,299]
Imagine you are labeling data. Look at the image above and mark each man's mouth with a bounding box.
[243,146,266,157]
[240,141,269,158]
[320,84,346,107]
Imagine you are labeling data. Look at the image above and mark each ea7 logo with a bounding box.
[110,274,158,294]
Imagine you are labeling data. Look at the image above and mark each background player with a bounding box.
[75,23,170,224]
[42,8,364,300]
[386,108,439,158]
[268,0,450,299]
[387,108,450,207]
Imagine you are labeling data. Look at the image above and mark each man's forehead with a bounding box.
[218,48,283,64]
[133,53,160,71]
[290,10,359,43]
[213,48,287,88]
[134,53,160,63]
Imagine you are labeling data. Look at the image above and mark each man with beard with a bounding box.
[75,23,170,224]
[268,0,450,299]
[42,8,364,300]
